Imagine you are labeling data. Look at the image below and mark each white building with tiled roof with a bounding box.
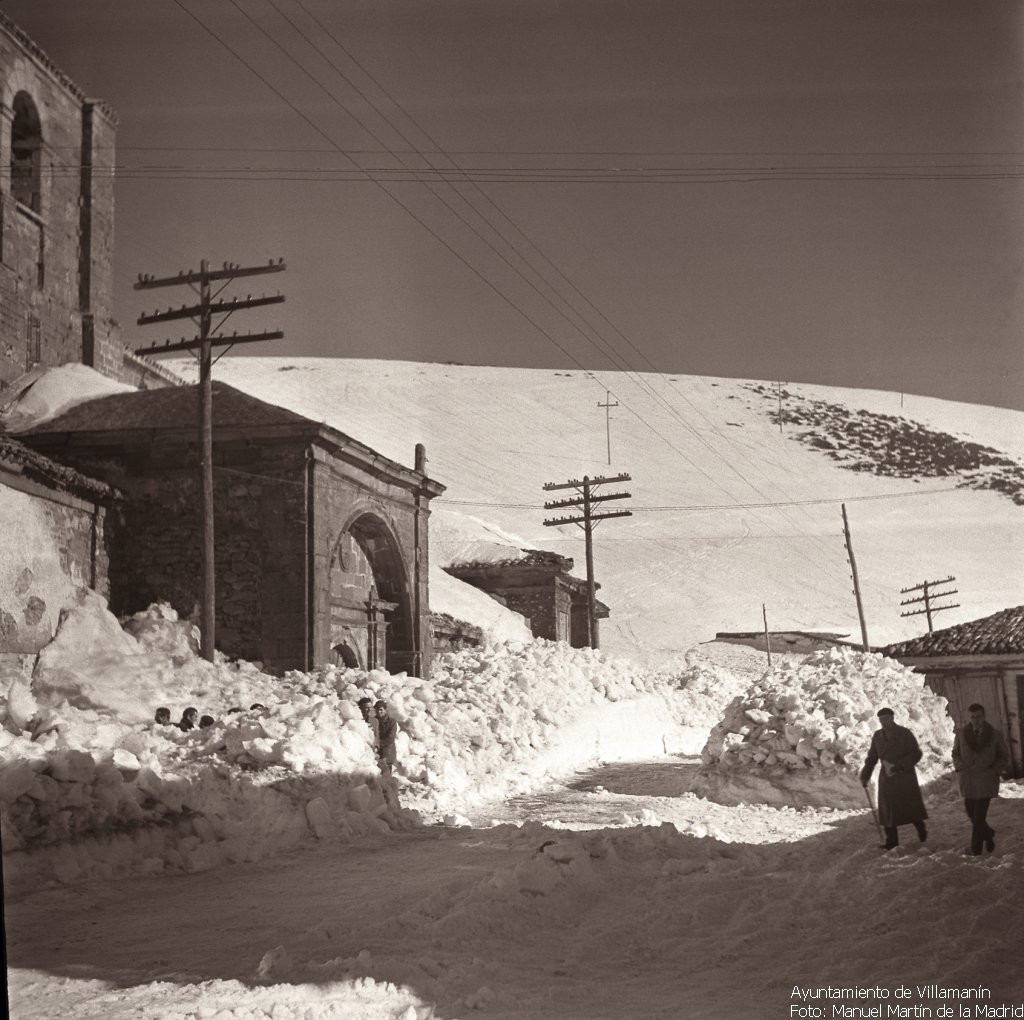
[884,607,1024,777]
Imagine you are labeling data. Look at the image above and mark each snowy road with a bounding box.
[7,758,1024,1019]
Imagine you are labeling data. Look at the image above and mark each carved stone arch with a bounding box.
[327,509,414,674]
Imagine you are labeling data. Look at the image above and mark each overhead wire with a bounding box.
[162,0,934,616]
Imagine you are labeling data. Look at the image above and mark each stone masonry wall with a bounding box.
[0,475,108,654]
[0,18,120,391]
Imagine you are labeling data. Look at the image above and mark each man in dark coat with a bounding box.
[952,703,1010,855]
[859,707,928,850]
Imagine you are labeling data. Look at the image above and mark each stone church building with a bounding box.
[1,13,447,679]
[22,382,446,676]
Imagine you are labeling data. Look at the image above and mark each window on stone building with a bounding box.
[25,313,41,371]
[11,92,43,214]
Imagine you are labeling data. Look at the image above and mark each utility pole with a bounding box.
[900,576,959,633]
[597,390,619,466]
[762,603,772,667]
[134,258,286,661]
[542,473,632,648]
[777,382,783,435]
[841,503,871,652]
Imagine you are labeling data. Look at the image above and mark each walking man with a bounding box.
[952,703,1010,855]
[860,707,928,850]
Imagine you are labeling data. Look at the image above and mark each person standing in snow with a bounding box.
[178,707,199,731]
[375,700,398,775]
[358,696,380,752]
[952,703,1010,855]
[859,707,928,850]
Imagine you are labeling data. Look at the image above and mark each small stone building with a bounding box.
[22,382,445,676]
[884,606,1024,778]
[0,432,116,665]
[0,12,177,392]
[443,550,609,648]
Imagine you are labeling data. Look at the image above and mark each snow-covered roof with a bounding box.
[25,381,444,495]
[884,605,1024,659]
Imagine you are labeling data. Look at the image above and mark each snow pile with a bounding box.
[0,363,134,433]
[429,564,533,644]
[649,641,801,753]
[0,590,695,889]
[692,646,953,808]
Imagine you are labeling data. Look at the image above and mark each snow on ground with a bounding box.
[4,362,1024,1016]
[4,594,1024,1017]
[0,590,694,891]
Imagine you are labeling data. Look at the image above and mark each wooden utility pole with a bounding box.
[597,390,619,465]
[777,382,783,434]
[542,473,632,648]
[134,258,286,660]
[900,576,959,633]
[762,603,772,667]
[841,503,871,652]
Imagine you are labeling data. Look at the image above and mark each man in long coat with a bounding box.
[859,707,928,850]
[952,703,1010,855]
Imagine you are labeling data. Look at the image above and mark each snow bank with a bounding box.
[0,590,696,889]
[692,647,953,808]
[0,363,134,433]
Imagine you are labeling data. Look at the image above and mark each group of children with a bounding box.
[153,703,267,732]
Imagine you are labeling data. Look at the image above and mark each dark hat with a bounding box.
[876,707,895,718]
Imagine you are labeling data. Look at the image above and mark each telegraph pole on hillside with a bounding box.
[900,576,959,633]
[542,474,632,648]
[597,390,619,465]
[134,258,286,661]
[841,503,871,652]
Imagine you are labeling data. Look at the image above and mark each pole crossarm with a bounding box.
[543,490,632,510]
[899,588,958,607]
[901,603,961,619]
[135,259,286,290]
[542,473,631,492]
[543,508,633,527]
[138,293,284,326]
[899,575,955,595]
[133,330,284,357]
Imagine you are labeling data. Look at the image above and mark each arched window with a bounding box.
[11,92,42,213]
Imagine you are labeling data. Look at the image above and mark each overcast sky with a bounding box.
[5,0,1023,410]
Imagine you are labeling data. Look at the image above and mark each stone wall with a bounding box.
[38,440,308,673]
[0,17,122,391]
[0,471,109,655]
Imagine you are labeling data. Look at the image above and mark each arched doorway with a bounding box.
[327,513,415,674]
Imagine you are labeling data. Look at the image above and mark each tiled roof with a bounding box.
[884,606,1024,659]
[0,433,115,500]
[27,381,312,436]
[447,549,574,571]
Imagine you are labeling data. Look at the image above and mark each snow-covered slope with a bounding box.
[164,358,1024,663]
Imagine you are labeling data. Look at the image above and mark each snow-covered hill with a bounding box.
[167,358,1024,664]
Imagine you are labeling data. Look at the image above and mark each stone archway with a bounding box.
[328,513,414,674]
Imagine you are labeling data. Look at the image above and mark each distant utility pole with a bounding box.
[762,603,772,667]
[900,576,959,633]
[841,503,871,652]
[542,473,632,648]
[134,258,286,661]
[597,390,619,465]
[777,382,783,434]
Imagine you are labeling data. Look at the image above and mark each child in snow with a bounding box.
[178,707,199,731]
